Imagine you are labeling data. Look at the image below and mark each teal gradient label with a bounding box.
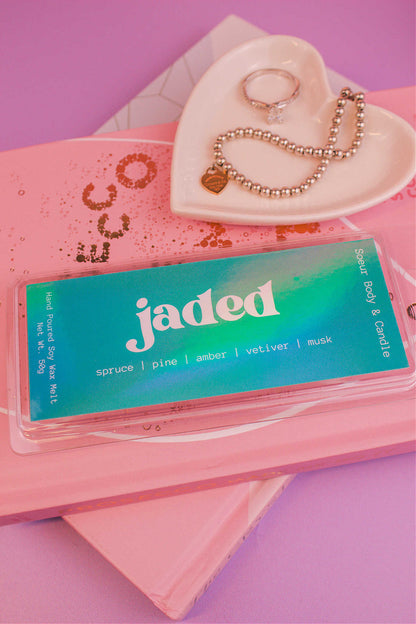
[25,239,409,421]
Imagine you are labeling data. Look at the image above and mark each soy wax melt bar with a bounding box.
[8,235,413,453]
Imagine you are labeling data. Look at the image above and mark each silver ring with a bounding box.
[242,68,300,124]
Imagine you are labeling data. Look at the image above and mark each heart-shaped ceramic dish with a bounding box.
[171,36,416,225]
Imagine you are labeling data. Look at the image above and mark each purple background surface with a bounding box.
[0,1,415,623]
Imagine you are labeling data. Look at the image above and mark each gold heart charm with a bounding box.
[201,166,228,194]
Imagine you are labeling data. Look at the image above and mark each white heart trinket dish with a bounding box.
[171,35,416,225]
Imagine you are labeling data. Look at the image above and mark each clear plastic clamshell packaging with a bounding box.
[7,231,415,454]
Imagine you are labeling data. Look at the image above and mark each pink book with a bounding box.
[0,87,414,527]
[66,475,294,620]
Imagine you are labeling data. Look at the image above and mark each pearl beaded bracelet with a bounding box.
[201,87,365,198]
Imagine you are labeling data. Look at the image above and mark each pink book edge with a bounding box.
[66,474,294,620]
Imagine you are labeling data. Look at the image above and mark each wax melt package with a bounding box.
[7,232,415,454]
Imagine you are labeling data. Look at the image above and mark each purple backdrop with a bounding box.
[0,1,415,623]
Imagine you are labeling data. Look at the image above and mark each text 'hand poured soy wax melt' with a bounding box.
[7,235,414,454]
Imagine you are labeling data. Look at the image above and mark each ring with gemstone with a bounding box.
[242,68,300,124]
